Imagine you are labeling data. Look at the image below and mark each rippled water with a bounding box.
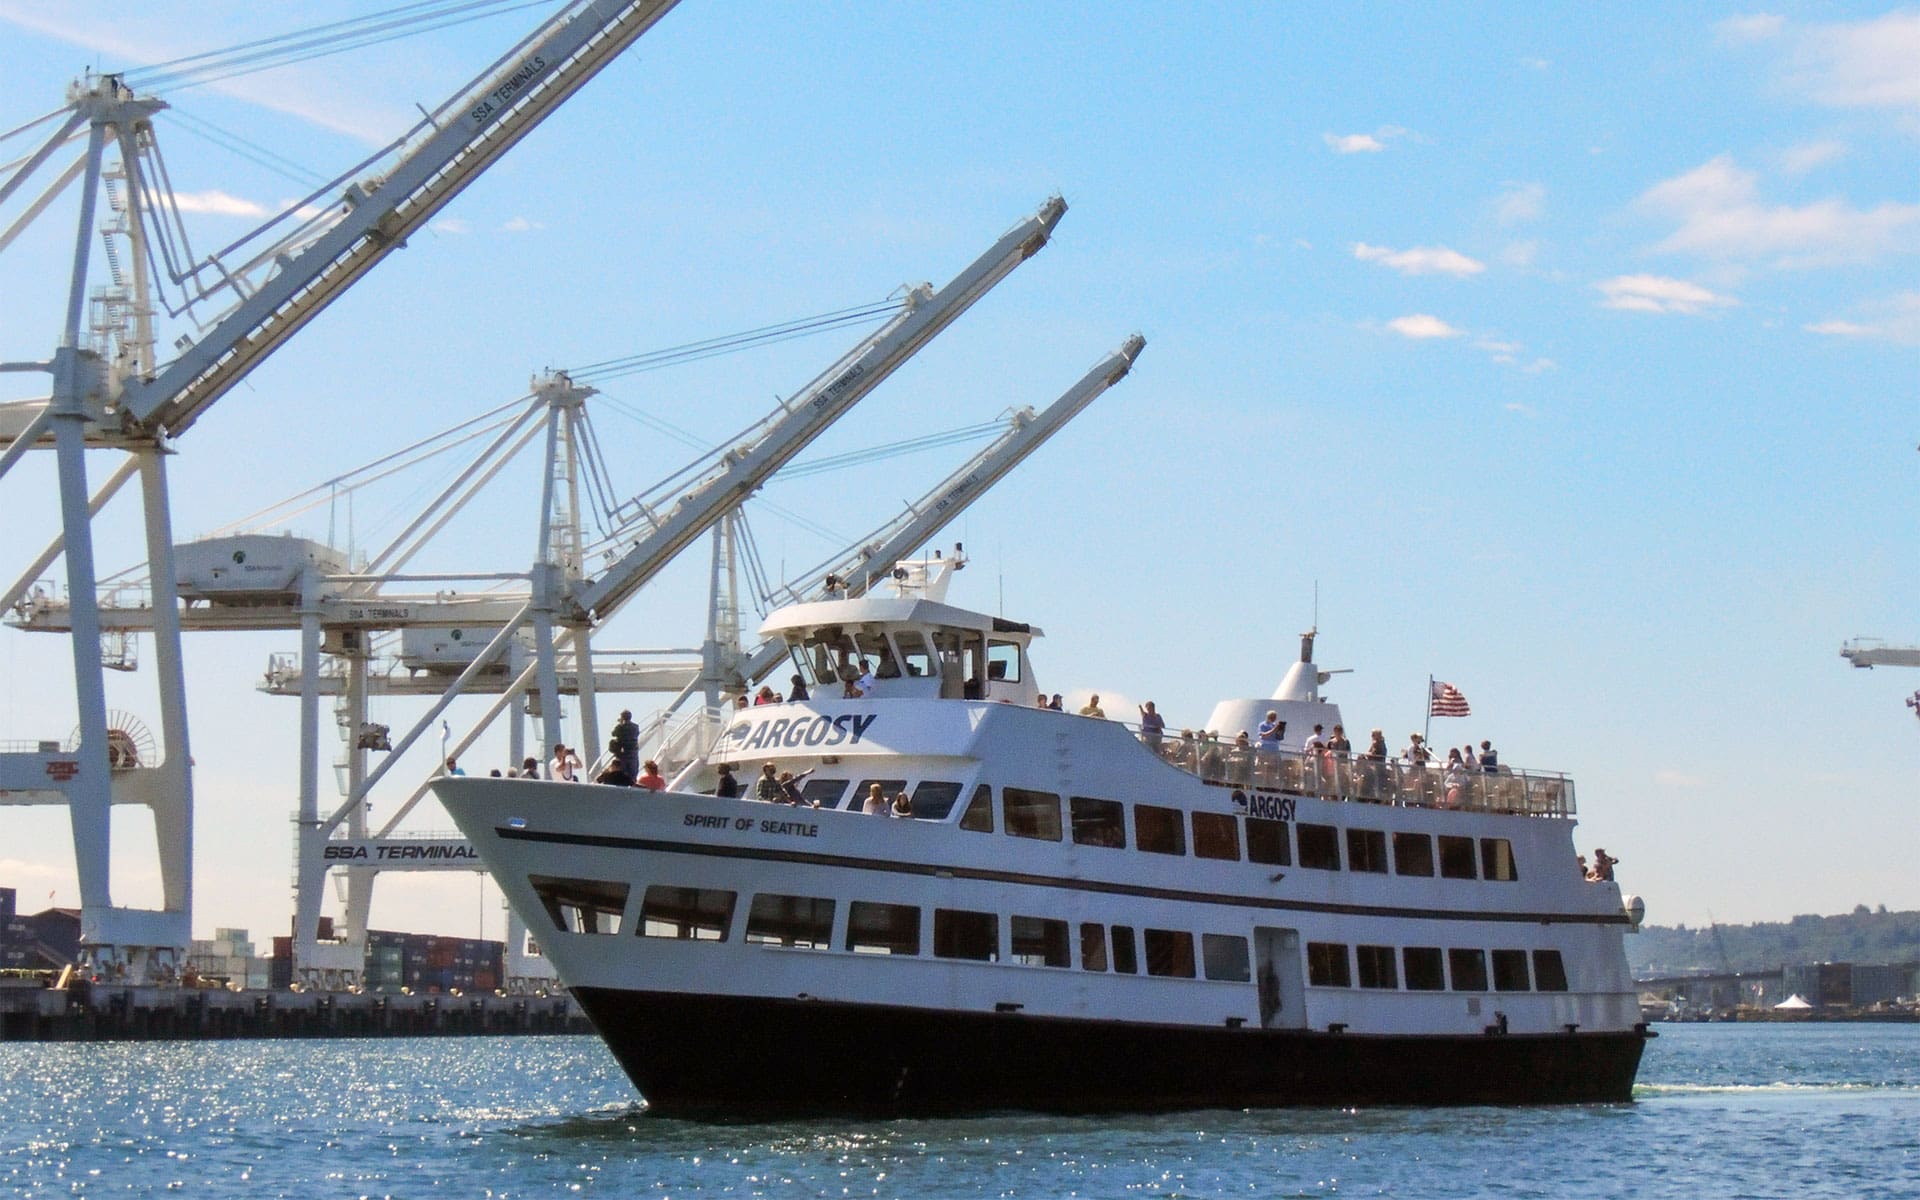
[3,1023,1917,1197]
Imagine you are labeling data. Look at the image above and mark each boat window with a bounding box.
[846,901,920,956]
[1393,832,1435,877]
[959,785,994,832]
[1192,812,1241,861]
[1011,916,1071,967]
[1070,796,1127,849]
[799,778,850,810]
[1003,788,1063,841]
[1202,933,1251,982]
[1532,949,1570,992]
[1491,949,1531,992]
[1246,817,1292,866]
[528,875,628,935]
[1403,947,1446,991]
[800,630,861,687]
[1480,838,1519,881]
[1144,929,1196,978]
[909,780,964,820]
[1079,923,1108,972]
[1111,925,1139,974]
[744,894,835,949]
[851,779,908,811]
[853,631,892,675]
[1296,823,1342,871]
[1448,948,1489,991]
[1307,942,1351,987]
[1346,828,1389,874]
[933,909,997,961]
[1356,944,1398,989]
[894,631,936,679]
[986,639,1022,683]
[1135,804,1187,856]
[1438,835,1478,880]
[639,886,735,941]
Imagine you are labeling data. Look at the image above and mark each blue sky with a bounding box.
[0,2,1914,942]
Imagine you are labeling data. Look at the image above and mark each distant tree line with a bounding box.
[1628,905,1918,977]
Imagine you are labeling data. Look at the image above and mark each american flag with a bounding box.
[1429,680,1471,718]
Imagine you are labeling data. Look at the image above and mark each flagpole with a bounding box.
[1424,675,1432,745]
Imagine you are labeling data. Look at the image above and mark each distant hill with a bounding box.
[1629,906,1920,977]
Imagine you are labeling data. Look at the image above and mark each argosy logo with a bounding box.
[722,714,878,752]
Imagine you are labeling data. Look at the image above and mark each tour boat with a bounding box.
[434,558,1650,1115]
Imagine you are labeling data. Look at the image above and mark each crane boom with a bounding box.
[118,0,680,438]
[570,195,1068,620]
[732,333,1146,684]
[1841,640,1920,669]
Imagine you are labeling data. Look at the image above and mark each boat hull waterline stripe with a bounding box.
[495,826,1630,926]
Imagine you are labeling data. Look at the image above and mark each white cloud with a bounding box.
[1777,140,1846,174]
[1653,769,1708,789]
[1520,57,1551,72]
[169,189,269,218]
[1325,132,1384,154]
[1385,314,1462,339]
[1495,182,1546,224]
[430,217,473,235]
[1353,242,1486,278]
[1792,11,1920,109]
[1500,240,1539,268]
[1634,154,1920,267]
[1716,13,1785,43]
[1804,291,1920,344]
[1504,401,1536,416]
[500,216,544,233]
[1596,274,1738,314]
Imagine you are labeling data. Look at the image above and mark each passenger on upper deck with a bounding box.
[1256,711,1283,750]
[1048,693,1064,711]
[1138,701,1165,749]
[1402,733,1431,764]
[1590,848,1618,882]
[1479,740,1499,772]
[1303,724,1326,754]
[755,762,781,803]
[788,674,809,702]
[1079,694,1105,718]
[754,685,777,706]
[715,763,740,798]
[862,782,889,814]
[636,760,666,792]
[890,791,913,817]
[777,769,815,805]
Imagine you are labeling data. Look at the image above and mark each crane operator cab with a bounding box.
[761,556,1041,706]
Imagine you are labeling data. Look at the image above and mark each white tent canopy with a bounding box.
[1773,994,1813,1010]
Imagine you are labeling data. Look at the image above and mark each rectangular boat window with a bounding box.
[639,885,735,941]
[1491,949,1532,992]
[846,901,920,956]
[1532,949,1570,992]
[1438,835,1478,880]
[744,894,836,949]
[1403,946,1446,991]
[852,779,908,811]
[1448,948,1489,991]
[933,909,998,961]
[960,784,994,832]
[1393,832,1435,877]
[1070,796,1127,848]
[1480,838,1519,881]
[1356,944,1399,989]
[1297,823,1342,871]
[1246,817,1292,866]
[1003,787,1063,840]
[799,778,850,810]
[1202,933,1251,982]
[909,780,964,820]
[1011,916,1071,967]
[1346,828,1389,873]
[528,875,628,936]
[1144,929,1196,978]
[1307,942,1351,987]
[986,639,1023,683]
[1192,812,1241,861]
[893,630,936,679]
[1111,925,1139,974]
[1135,804,1187,856]
[1079,923,1108,972]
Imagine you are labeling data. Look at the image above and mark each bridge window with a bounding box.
[1202,933,1251,982]
[1011,916,1071,967]
[639,885,735,941]
[1070,796,1127,848]
[894,631,935,678]
[1307,942,1351,987]
[1246,817,1291,866]
[1393,832,1435,877]
[1144,929,1196,978]
[745,894,835,949]
[1532,949,1569,992]
[1480,838,1519,881]
[1438,835,1478,880]
[1135,804,1187,856]
[960,785,994,832]
[846,901,920,956]
[1491,949,1532,992]
[1347,828,1389,873]
[1403,946,1446,991]
[909,780,964,819]
[987,639,1023,683]
[1448,948,1489,991]
[1192,812,1241,861]
[1356,944,1398,989]
[1297,823,1341,871]
[528,875,627,935]
[933,909,998,961]
[1003,788,1062,841]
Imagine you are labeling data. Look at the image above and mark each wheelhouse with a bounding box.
[765,596,1041,705]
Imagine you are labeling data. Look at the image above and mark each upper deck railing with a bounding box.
[1134,726,1577,818]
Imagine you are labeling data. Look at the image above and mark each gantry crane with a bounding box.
[0,0,682,981]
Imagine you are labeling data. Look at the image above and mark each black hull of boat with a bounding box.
[573,987,1649,1118]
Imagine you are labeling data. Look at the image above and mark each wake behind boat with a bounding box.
[435,558,1650,1116]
